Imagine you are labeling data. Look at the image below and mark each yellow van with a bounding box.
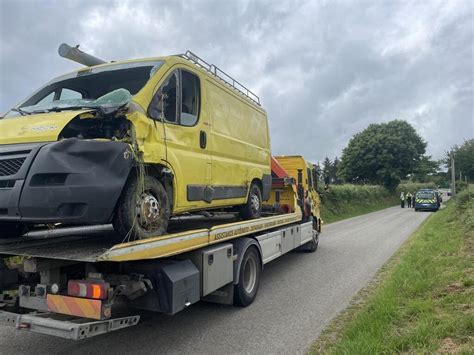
[0,51,271,239]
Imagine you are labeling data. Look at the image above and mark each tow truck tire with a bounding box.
[113,175,170,240]
[240,183,262,220]
[234,246,261,307]
[0,223,29,238]
[304,233,319,253]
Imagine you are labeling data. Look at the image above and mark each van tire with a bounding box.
[0,223,29,238]
[113,175,170,240]
[240,183,262,220]
[234,246,261,307]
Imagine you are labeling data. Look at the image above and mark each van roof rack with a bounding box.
[179,50,261,106]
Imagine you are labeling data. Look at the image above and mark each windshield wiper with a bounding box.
[50,106,92,112]
[31,106,94,114]
[11,107,31,116]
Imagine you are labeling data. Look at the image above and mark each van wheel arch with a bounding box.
[114,164,175,218]
[240,180,263,220]
[144,164,175,212]
[250,178,263,193]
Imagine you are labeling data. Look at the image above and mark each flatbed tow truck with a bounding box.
[0,160,321,340]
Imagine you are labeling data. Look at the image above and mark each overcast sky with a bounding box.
[1,0,472,162]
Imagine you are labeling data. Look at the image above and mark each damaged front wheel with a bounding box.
[113,175,170,240]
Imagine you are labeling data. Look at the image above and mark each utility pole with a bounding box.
[451,155,456,197]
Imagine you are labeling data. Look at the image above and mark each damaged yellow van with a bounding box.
[0,50,271,239]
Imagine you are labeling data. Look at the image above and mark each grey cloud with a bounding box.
[1,0,472,162]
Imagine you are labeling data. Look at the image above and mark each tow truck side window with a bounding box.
[312,168,318,190]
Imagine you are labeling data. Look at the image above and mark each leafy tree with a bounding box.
[338,120,426,191]
[445,139,474,182]
[411,155,439,182]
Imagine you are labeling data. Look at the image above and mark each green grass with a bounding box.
[311,189,474,354]
[321,182,436,224]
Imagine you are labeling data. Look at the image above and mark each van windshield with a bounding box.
[5,60,164,117]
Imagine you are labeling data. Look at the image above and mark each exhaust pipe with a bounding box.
[58,43,106,67]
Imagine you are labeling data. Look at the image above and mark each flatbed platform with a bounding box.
[0,212,302,262]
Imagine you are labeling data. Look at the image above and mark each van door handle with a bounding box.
[200,130,207,149]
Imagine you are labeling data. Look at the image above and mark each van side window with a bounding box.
[148,71,179,123]
[180,71,200,126]
[162,72,178,123]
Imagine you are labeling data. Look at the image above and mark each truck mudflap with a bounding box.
[0,311,140,340]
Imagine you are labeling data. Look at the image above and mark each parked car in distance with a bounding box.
[414,190,439,212]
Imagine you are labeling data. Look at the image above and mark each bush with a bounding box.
[454,188,473,232]
[320,184,399,223]
[396,182,437,195]
[454,180,468,193]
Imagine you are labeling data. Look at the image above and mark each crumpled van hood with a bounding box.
[0,110,94,145]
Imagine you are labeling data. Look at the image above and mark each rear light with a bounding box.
[67,280,109,300]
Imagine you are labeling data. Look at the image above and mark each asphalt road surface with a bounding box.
[1,206,432,354]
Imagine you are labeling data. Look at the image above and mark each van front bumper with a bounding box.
[0,139,133,224]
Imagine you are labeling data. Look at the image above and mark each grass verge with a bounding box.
[311,189,474,354]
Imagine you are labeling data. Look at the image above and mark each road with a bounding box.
[1,206,432,354]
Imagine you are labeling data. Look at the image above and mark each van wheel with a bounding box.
[240,183,262,220]
[0,223,29,238]
[234,246,261,307]
[113,175,170,240]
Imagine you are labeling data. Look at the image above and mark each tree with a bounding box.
[331,157,341,184]
[338,120,426,191]
[322,157,332,185]
[445,139,474,182]
[411,155,439,182]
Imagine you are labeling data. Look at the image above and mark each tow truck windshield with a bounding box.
[4,60,164,118]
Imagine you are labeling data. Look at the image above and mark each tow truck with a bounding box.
[0,157,321,340]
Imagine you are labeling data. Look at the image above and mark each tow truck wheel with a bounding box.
[240,183,262,220]
[113,175,170,240]
[234,246,261,307]
[0,222,29,238]
[304,232,319,252]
